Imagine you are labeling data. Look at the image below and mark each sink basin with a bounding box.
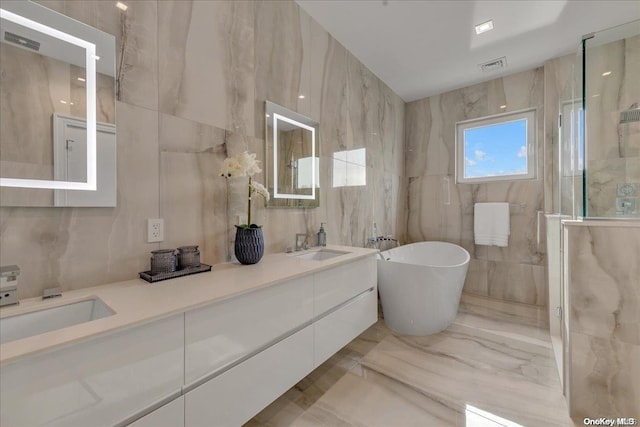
[295,249,349,261]
[0,298,114,344]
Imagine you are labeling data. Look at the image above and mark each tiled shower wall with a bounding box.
[565,222,640,418]
[404,69,548,307]
[585,35,640,218]
[0,0,405,299]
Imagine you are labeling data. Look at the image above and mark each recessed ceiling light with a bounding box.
[475,20,494,35]
[77,77,86,82]
[298,95,305,99]
[602,71,611,76]
[94,55,100,60]
[116,2,128,11]
[60,100,67,104]
[500,105,507,109]
[266,114,270,118]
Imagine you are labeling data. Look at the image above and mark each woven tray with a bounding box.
[139,263,212,283]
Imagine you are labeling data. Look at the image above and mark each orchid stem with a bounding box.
[247,177,252,226]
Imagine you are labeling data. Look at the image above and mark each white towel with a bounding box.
[474,202,510,247]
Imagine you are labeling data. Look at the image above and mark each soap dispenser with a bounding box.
[317,223,327,247]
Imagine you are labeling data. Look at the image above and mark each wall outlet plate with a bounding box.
[147,218,164,243]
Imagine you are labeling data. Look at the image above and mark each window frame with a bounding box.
[455,108,537,184]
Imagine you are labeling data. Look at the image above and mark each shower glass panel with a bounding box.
[583,20,640,219]
[558,50,584,219]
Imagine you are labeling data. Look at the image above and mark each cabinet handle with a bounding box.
[182,319,313,394]
[114,389,182,427]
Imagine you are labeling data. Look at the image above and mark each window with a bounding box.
[296,157,319,189]
[332,148,366,187]
[456,109,536,183]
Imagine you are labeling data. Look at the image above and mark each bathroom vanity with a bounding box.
[0,246,377,426]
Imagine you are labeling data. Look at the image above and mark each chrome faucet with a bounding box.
[295,233,309,251]
[367,235,400,249]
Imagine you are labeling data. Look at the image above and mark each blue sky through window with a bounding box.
[464,119,528,178]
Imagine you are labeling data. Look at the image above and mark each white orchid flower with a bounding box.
[250,181,270,201]
[220,151,270,227]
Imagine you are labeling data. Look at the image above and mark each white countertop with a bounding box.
[0,245,378,364]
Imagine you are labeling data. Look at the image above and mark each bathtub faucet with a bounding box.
[367,236,398,244]
[367,235,400,249]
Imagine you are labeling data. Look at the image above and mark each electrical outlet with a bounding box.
[147,218,164,243]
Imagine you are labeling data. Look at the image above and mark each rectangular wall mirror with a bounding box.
[0,0,116,207]
[265,101,319,208]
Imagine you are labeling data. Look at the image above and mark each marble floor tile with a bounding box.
[248,309,578,426]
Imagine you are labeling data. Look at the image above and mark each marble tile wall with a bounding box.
[404,69,547,307]
[0,0,405,299]
[565,223,640,419]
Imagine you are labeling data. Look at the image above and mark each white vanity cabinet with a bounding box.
[182,255,377,426]
[0,251,378,427]
[314,257,377,367]
[0,314,184,427]
[184,276,314,386]
[314,257,376,316]
[314,289,377,367]
[184,325,314,426]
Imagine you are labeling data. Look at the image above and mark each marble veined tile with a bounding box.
[291,371,460,427]
[249,311,577,427]
[159,0,254,135]
[462,259,489,297]
[488,261,546,306]
[160,151,229,266]
[460,293,548,330]
[357,332,572,426]
[568,226,640,345]
[570,332,640,419]
[404,99,432,178]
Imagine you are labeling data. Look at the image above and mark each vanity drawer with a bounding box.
[184,324,313,427]
[0,314,184,427]
[314,288,377,367]
[128,396,184,427]
[314,256,376,316]
[184,276,313,385]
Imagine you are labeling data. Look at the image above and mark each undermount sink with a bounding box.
[295,249,349,261]
[0,298,114,345]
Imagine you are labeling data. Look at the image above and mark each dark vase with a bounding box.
[234,225,264,264]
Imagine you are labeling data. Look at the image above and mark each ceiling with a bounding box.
[296,0,640,102]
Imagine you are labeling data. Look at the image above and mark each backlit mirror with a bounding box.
[265,101,319,208]
[0,0,116,207]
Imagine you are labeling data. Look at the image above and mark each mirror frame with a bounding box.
[0,4,97,190]
[265,101,320,208]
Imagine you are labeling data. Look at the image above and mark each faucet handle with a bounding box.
[295,233,309,251]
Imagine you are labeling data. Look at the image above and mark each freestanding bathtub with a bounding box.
[377,241,470,336]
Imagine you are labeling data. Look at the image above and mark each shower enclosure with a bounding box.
[556,20,640,220]
[548,19,640,391]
